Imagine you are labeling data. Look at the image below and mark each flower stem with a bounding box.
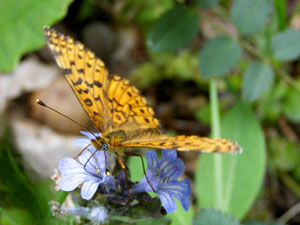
[209,79,223,210]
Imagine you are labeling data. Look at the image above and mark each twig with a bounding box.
[277,202,300,224]
[278,117,298,144]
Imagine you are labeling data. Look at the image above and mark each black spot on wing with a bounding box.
[78,69,84,73]
[72,78,82,86]
[94,81,102,88]
[84,99,93,106]
[86,81,93,88]
[62,68,72,75]
[78,88,89,94]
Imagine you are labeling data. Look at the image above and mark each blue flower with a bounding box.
[73,131,101,151]
[58,131,115,200]
[89,206,108,223]
[131,150,191,213]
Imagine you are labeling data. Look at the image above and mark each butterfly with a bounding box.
[43,26,241,164]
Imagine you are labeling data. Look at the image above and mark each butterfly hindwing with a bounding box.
[107,75,160,129]
[119,135,241,153]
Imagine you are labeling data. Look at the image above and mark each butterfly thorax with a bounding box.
[90,130,127,156]
[91,137,107,150]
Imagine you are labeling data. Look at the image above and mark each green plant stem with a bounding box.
[274,0,286,30]
[279,171,300,199]
[209,79,223,210]
[56,191,68,204]
[210,80,221,138]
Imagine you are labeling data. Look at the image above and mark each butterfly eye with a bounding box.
[101,143,109,151]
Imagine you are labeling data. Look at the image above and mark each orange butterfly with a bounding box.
[42,26,241,173]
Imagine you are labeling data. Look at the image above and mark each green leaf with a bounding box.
[147,7,199,52]
[0,208,33,225]
[231,0,273,35]
[129,62,162,89]
[193,208,240,225]
[283,87,300,122]
[245,221,286,225]
[195,102,266,219]
[0,0,73,72]
[198,36,241,77]
[134,0,174,26]
[271,29,300,61]
[135,217,171,225]
[168,200,194,225]
[269,137,299,171]
[128,155,147,182]
[192,0,220,9]
[256,81,286,123]
[242,62,274,102]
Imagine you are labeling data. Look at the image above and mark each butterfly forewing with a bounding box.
[44,27,160,132]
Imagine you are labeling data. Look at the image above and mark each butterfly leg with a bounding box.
[116,154,132,197]
[74,143,97,174]
[124,152,156,193]
[83,149,98,172]
[74,144,92,159]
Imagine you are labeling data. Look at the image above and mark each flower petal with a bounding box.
[78,148,97,165]
[161,149,177,162]
[104,177,117,191]
[131,177,153,193]
[58,158,88,191]
[158,178,191,211]
[160,158,185,180]
[81,178,102,200]
[146,151,159,171]
[82,151,108,174]
[93,151,108,169]
[158,191,177,213]
[74,137,93,149]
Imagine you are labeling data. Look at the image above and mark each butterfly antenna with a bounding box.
[36,99,97,139]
